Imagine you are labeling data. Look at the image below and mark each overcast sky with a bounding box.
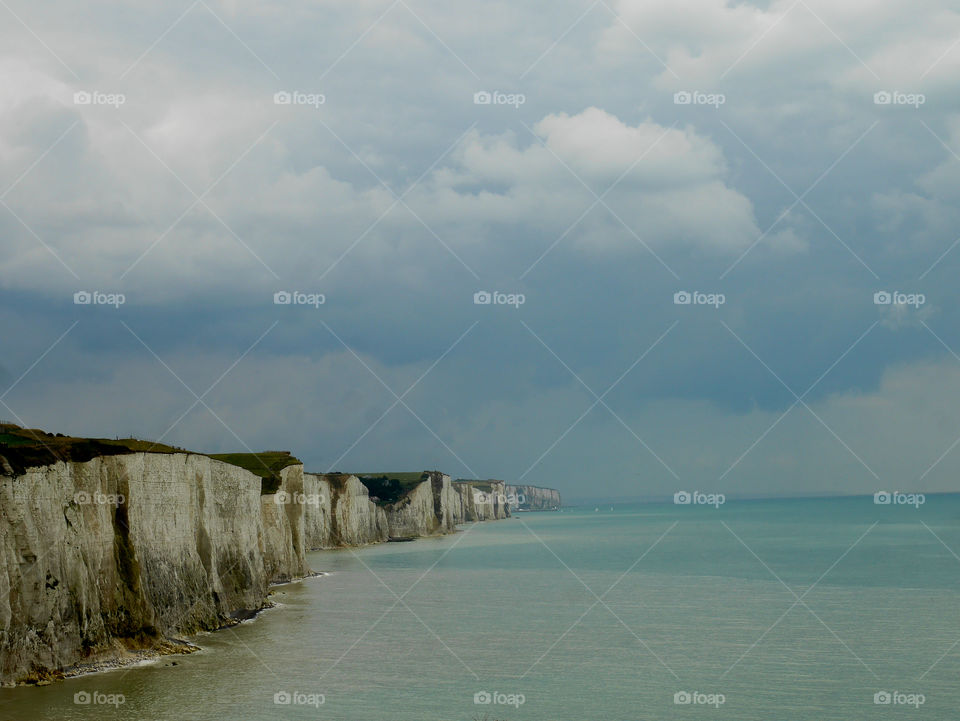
[2,0,959,503]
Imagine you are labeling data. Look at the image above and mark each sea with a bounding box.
[3,494,959,720]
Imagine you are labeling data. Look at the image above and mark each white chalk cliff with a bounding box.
[0,451,536,683]
[0,453,307,683]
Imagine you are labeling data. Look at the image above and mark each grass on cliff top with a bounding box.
[208,452,301,493]
[0,423,300,493]
[354,472,428,506]
[353,471,425,482]
[454,479,501,492]
[0,424,187,476]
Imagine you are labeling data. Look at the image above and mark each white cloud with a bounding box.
[413,107,760,254]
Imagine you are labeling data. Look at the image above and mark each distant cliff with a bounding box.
[453,479,512,521]
[302,473,510,548]
[505,484,562,511]
[302,473,389,548]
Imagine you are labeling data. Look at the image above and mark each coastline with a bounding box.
[0,425,559,686]
[2,522,495,686]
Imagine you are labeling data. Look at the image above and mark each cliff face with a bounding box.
[302,473,388,548]
[0,452,522,683]
[505,484,562,511]
[303,473,514,547]
[452,480,512,522]
[259,465,310,582]
[0,453,309,683]
[381,472,456,538]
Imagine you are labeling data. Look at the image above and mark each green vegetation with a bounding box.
[454,479,498,492]
[0,423,186,477]
[208,452,301,494]
[353,471,425,482]
[0,423,300,494]
[354,472,428,505]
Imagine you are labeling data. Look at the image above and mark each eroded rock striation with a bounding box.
[453,479,512,521]
[0,452,309,683]
[302,473,389,548]
[301,473,511,547]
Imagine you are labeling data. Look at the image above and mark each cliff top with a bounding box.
[0,423,186,476]
[207,452,301,493]
[453,479,503,491]
[353,471,430,506]
[0,423,301,493]
[353,471,424,482]
[504,483,561,491]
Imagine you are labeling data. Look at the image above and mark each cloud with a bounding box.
[2,0,960,502]
[601,0,960,91]
[411,107,761,254]
[0,97,763,305]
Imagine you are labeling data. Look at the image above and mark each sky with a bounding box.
[1,0,959,503]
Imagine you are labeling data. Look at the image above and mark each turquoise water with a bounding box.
[4,495,960,720]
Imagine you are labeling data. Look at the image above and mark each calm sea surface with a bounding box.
[4,495,960,720]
